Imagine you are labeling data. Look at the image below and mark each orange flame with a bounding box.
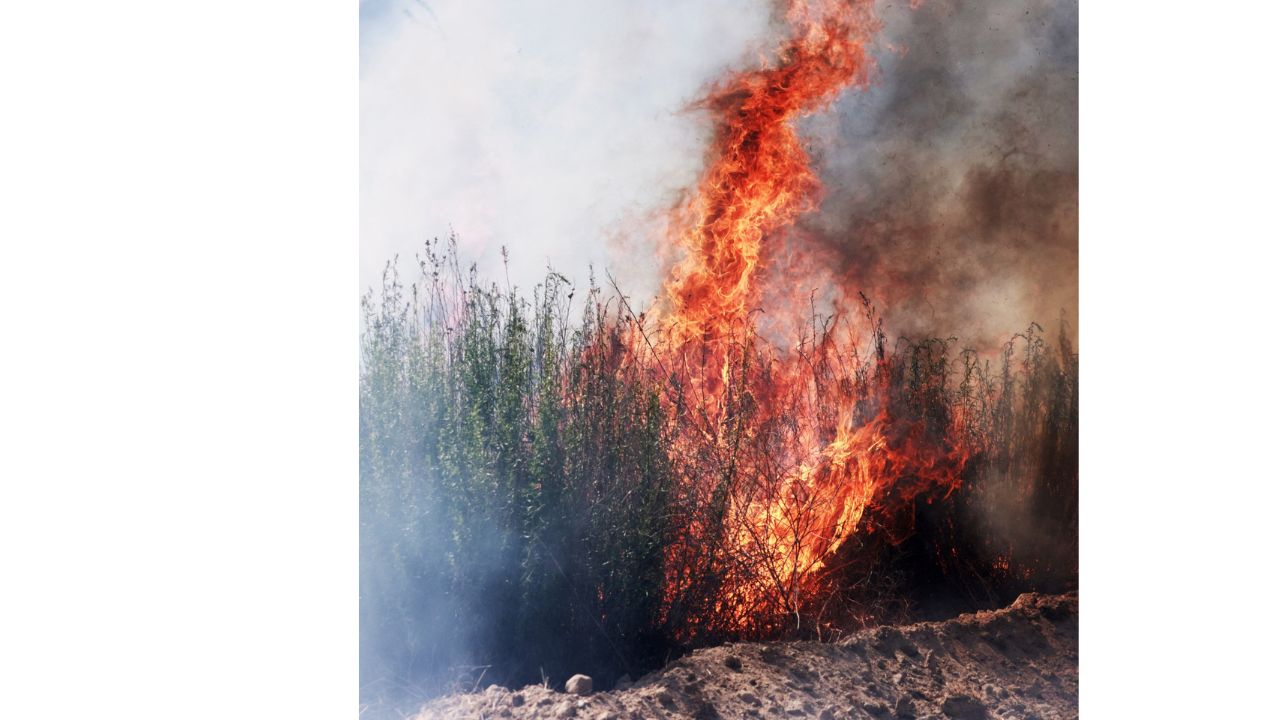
[663,0,875,375]
[649,0,973,636]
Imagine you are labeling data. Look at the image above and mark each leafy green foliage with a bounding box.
[360,239,673,708]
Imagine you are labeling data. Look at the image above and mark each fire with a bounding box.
[647,0,975,637]
[663,0,876,377]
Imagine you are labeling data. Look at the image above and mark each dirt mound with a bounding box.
[413,593,1078,719]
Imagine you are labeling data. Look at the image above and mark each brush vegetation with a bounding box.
[360,238,1077,713]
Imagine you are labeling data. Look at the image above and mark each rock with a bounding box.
[894,696,917,718]
[724,655,743,671]
[941,694,989,719]
[511,693,525,707]
[818,706,838,720]
[614,674,633,691]
[566,674,593,696]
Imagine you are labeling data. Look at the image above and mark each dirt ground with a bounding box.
[413,592,1078,720]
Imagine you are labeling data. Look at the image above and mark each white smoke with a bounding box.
[360,0,782,299]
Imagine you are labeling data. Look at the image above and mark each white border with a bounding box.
[0,1,356,717]
[2,1,1278,717]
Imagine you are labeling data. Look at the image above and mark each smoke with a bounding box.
[359,0,781,299]
[799,0,1078,349]
[362,0,1077,352]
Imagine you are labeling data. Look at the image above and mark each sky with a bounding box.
[361,0,1078,347]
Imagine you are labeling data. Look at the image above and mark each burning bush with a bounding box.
[359,238,1076,713]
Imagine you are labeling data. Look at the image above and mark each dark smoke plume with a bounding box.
[801,0,1078,349]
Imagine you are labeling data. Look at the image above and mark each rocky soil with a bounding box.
[412,592,1078,720]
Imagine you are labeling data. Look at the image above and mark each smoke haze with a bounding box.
[361,0,1077,348]
[804,0,1078,347]
[360,0,779,297]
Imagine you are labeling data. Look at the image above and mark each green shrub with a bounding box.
[360,239,674,710]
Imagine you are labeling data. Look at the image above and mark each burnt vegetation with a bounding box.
[359,239,1076,713]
